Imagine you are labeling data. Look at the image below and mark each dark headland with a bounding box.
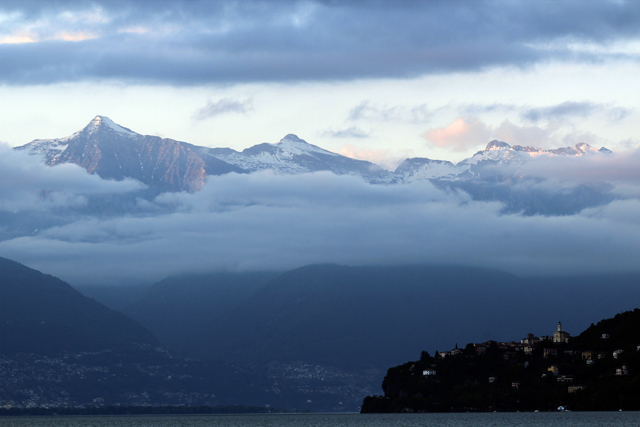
[362,310,640,412]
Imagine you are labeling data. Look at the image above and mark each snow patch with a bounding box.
[16,138,70,159]
[398,160,464,181]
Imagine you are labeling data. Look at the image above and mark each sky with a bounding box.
[1,0,640,168]
[1,1,640,285]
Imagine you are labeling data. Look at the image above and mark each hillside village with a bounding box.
[362,311,640,412]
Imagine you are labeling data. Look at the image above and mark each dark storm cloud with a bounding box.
[2,0,640,85]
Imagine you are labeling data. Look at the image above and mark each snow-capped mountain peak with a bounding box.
[16,114,615,197]
[396,139,614,183]
[573,142,600,155]
[84,116,138,137]
[485,140,511,151]
[273,134,337,156]
[198,133,394,182]
[394,158,460,181]
[463,141,523,166]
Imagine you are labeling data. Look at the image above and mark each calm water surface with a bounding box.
[0,412,638,427]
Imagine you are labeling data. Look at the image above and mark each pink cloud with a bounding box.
[424,118,491,152]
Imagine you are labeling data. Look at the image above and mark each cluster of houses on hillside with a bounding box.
[424,322,635,393]
[437,322,572,358]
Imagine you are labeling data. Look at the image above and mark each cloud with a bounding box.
[1,138,640,285]
[424,118,491,152]
[192,98,253,121]
[560,130,608,149]
[460,101,631,125]
[523,101,599,122]
[0,156,638,286]
[4,1,640,85]
[522,101,631,123]
[320,127,369,139]
[347,101,431,123]
[493,120,556,148]
[460,103,517,116]
[0,144,144,212]
[618,138,640,150]
[518,148,640,186]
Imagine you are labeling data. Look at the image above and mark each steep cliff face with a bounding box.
[54,131,208,192]
[18,116,241,192]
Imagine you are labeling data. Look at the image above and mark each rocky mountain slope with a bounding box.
[115,266,640,372]
[16,116,395,190]
[16,116,242,192]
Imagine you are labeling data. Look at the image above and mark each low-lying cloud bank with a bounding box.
[0,148,639,284]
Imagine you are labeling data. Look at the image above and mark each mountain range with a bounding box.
[0,257,364,411]
[16,116,392,191]
[111,265,640,370]
[16,115,612,193]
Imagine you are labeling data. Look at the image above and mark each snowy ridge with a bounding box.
[395,158,462,182]
[15,117,614,190]
[17,116,141,164]
[275,134,338,156]
[462,142,531,166]
[85,116,138,137]
[396,140,612,182]
[14,133,78,162]
[18,116,138,156]
[203,134,377,177]
[17,129,84,156]
[212,150,314,174]
[19,138,69,155]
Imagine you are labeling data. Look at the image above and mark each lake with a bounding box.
[0,412,638,426]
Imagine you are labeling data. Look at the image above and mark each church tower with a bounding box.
[553,321,570,343]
